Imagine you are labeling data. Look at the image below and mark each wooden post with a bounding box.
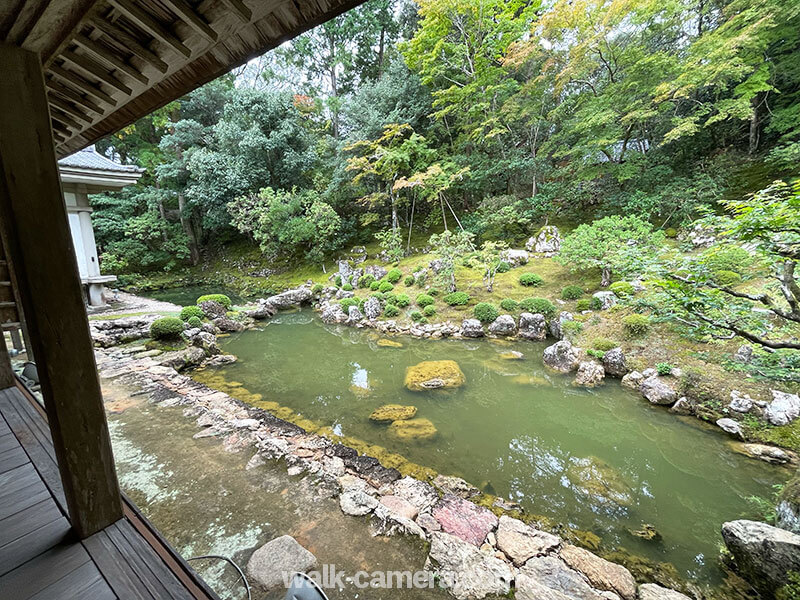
[0,333,15,389]
[0,43,123,538]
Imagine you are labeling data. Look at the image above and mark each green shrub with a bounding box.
[428,288,440,296]
[590,296,604,310]
[150,317,185,340]
[562,320,583,339]
[496,261,511,273]
[358,274,375,288]
[396,294,410,308]
[416,293,435,308]
[180,305,204,321]
[622,314,650,337]
[664,227,678,238]
[187,316,203,329]
[561,285,584,300]
[703,244,752,275]
[386,268,402,283]
[378,281,394,293]
[776,571,800,600]
[444,292,471,306]
[335,276,343,287]
[384,304,400,317]
[415,273,427,287]
[587,349,605,360]
[342,283,354,291]
[474,302,500,323]
[418,317,429,324]
[500,298,519,312]
[656,362,673,375]
[575,299,592,311]
[312,283,324,294]
[423,305,436,317]
[358,298,366,313]
[196,294,232,309]
[404,275,415,286]
[410,310,424,322]
[371,291,384,300]
[592,337,617,351]
[383,292,398,305]
[609,281,635,297]
[340,298,359,311]
[519,273,544,287]
[519,297,556,318]
[370,280,380,291]
[712,270,742,287]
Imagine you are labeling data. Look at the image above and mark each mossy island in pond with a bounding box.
[388,417,438,441]
[369,404,417,423]
[566,455,634,507]
[377,338,403,348]
[404,360,466,391]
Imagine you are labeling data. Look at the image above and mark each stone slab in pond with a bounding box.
[388,417,437,441]
[369,404,417,423]
[246,535,317,592]
[432,493,498,546]
[404,360,465,391]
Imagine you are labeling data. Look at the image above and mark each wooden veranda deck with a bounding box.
[0,384,220,600]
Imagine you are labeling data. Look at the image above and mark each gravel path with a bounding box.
[89,290,181,317]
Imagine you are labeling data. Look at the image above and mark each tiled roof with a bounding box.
[58,145,144,173]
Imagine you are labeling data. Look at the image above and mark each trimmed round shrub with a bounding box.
[519,273,544,287]
[371,291,384,300]
[415,273,427,287]
[386,268,402,284]
[590,296,604,310]
[150,317,185,340]
[428,288,440,296]
[340,297,359,311]
[187,316,203,329]
[395,294,410,308]
[342,283,354,291]
[384,304,400,317]
[474,302,500,323]
[496,261,511,273]
[575,299,592,311]
[416,294,435,308]
[592,337,617,351]
[370,280,381,291]
[335,276,343,287]
[704,244,752,275]
[562,320,583,339]
[423,305,436,317]
[358,274,375,288]
[358,298,366,313]
[378,281,394,293]
[712,270,742,287]
[311,283,324,294]
[622,314,650,337]
[444,292,470,306]
[656,362,673,375]
[180,305,204,321]
[196,294,232,309]
[418,317,429,324]
[561,285,584,300]
[383,292,398,305]
[664,227,678,238]
[519,297,556,318]
[500,298,519,312]
[404,275,415,286]
[410,310,424,322]
[609,281,635,297]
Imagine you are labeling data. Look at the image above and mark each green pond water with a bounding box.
[213,309,788,585]
[141,285,247,307]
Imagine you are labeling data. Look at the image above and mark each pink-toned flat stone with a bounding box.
[432,494,498,546]
[380,495,419,520]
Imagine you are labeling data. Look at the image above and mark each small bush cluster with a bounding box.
[404,275,415,286]
[423,305,436,317]
[656,362,673,375]
[587,348,605,360]
[561,285,584,300]
[340,297,359,311]
[415,272,427,287]
[444,291,470,306]
[519,297,556,318]
[590,296,604,310]
[500,298,519,312]
[575,299,592,311]
[342,283,354,291]
[416,293,435,308]
[622,314,650,337]
[150,317,185,340]
[496,261,511,273]
[519,273,543,287]
[664,227,678,238]
[383,292,398,305]
[379,281,394,293]
[384,304,400,317]
[335,276,343,287]
[180,305,204,321]
[410,310,424,322]
[358,274,375,288]
[386,268,403,283]
[609,281,635,296]
[370,280,381,291]
[312,283,324,294]
[561,320,583,339]
[395,294,410,308]
[196,294,232,309]
[187,316,203,329]
[712,270,742,287]
[703,244,752,276]
[474,302,500,323]
[592,337,617,351]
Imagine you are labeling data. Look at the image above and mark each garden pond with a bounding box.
[198,309,789,586]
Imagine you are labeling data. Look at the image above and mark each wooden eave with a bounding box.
[0,0,366,158]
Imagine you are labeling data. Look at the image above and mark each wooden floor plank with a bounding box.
[26,560,113,600]
[0,481,50,522]
[83,529,154,600]
[0,498,61,547]
[0,446,28,474]
[0,542,91,599]
[0,516,71,577]
[0,462,37,492]
[0,431,16,453]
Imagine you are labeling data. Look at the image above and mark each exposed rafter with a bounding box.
[160,0,217,44]
[60,50,133,95]
[73,33,148,85]
[107,0,192,58]
[49,63,117,106]
[46,78,104,115]
[89,16,169,73]
[47,93,93,124]
[218,0,252,22]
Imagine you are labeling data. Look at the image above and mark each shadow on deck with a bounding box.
[0,384,220,599]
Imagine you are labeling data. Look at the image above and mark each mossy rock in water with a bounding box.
[404,360,465,391]
[370,404,417,423]
[629,523,662,542]
[566,456,634,507]
[511,374,550,386]
[388,417,438,441]
[499,351,524,360]
[601,549,687,594]
[349,383,372,398]
[377,338,403,348]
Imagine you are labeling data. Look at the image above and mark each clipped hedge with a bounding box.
[386,269,403,283]
[519,297,556,318]
[404,275,415,287]
[150,317,185,340]
[312,283,324,294]
[443,292,470,306]
[340,297,360,311]
[423,305,436,317]
[474,302,500,323]
[180,305,204,321]
[496,261,511,273]
[370,281,381,291]
[358,274,375,288]
[196,294,232,309]
[592,337,617,351]
[712,270,742,287]
[575,299,592,311]
[342,283,354,291]
[519,273,543,287]
[500,298,519,312]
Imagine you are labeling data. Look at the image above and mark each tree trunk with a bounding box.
[377,27,386,79]
[748,95,761,155]
[601,267,612,287]
[155,183,168,243]
[178,192,200,265]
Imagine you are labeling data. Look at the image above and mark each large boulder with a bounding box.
[640,375,678,405]
[432,494,499,546]
[339,489,379,516]
[427,532,513,600]
[405,360,465,391]
[543,340,581,373]
[369,404,417,422]
[575,361,605,387]
[495,515,560,566]
[501,249,530,266]
[461,319,485,338]
[212,317,245,332]
[199,300,227,320]
[320,302,347,324]
[777,478,800,533]
[721,520,800,596]
[393,476,439,512]
[764,390,800,426]
[549,311,574,340]
[517,556,619,600]
[264,287,312,310]
[518,312,547,340]
[592,291,617,310]
[364,265,388,280]
[560,544,636,600]
[716,418,743,439]
[729,390,754,413]
[732,443,798,466]
[527,225,561,255]
[488,314,517,336]
[638,584,692,600]
[388,418,438,441]
[247,300,277,320]
[621,371,644,390]
[363,297,382,320]
[193,331,220,355]
[433,474,479,499]
[246,535,317,592]
[602,348,627,377]
[347,305,363,322]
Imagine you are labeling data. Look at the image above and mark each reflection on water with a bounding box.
[213,310,789,584]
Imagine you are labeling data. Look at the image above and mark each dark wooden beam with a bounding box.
[160,0,218,44]
[218,0,252,22]
[73,34,149,85]
[107,0,192,59]
[50,63,117,107]
[0,42,123,539]
[0,331,14,390]
[60,50,133,95]
[47,78,104,115]
[89,16,169,74]
[47,92,93,124]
